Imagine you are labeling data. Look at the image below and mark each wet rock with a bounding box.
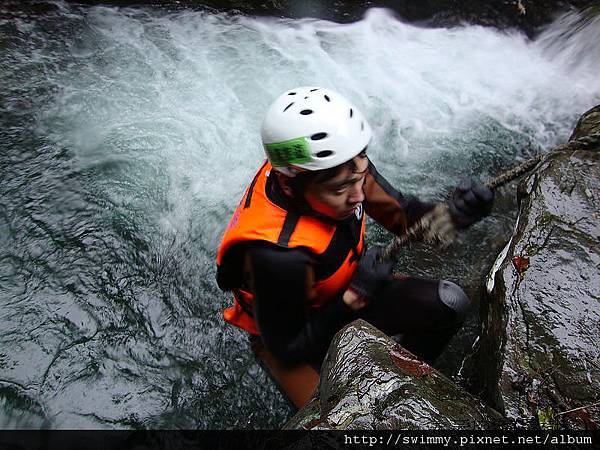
[284,320,503,430]
[474,105,600,429]
[570,105,600,141]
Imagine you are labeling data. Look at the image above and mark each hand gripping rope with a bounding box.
[380,133,600,262]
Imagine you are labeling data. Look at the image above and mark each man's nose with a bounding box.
[348,183,365,204]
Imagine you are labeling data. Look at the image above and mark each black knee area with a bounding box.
[437,280,471,325]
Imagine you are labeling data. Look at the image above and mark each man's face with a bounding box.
[303,154,368,221]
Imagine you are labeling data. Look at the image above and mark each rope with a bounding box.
[487,133,600,189]
[381,133,600,261]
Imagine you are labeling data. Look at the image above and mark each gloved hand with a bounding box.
[447,178,494,229]
[349,246,393,300]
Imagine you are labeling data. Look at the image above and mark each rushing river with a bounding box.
[1,0,599,429]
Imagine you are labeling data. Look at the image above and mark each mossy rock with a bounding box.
[474,104,600,429]
[285,320,503,430]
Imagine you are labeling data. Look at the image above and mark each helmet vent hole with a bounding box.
[310,132,328,141]
[324,95,330,102]
[316,150,334,158]
[300,109,313,115]
[310,88,318,92]
[288,92,296,95]
[283,102,294,112]
[349,108,353,118]
[361,121,365,131]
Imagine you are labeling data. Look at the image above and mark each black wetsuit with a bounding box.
[221,160,462,370]
[248,249,459,370]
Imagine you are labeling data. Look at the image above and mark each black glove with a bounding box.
[349,246,393,300]
[447,178,494,229]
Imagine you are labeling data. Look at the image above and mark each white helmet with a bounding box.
[261,87,372,177]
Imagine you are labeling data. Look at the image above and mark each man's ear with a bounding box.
[276,172,295,197]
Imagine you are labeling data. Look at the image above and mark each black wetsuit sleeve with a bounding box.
[364,159,435,234]
[248,244,356,368]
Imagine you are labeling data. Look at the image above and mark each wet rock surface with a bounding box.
[66,0,598,38]
[474,105,600,429]
[284,320,503,430]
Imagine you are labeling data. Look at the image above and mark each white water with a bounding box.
[35,4,600,241]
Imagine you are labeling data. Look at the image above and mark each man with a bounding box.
[216,87,493,409]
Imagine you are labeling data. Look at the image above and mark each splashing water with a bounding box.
[1,1,599,428]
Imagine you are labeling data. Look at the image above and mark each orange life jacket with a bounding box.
[216,161,365,335]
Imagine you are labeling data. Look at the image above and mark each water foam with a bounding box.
[35,5,600,236]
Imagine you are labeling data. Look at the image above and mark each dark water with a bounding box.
[1,1,599,429]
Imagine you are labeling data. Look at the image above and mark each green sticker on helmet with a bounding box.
[265,137,312,167]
